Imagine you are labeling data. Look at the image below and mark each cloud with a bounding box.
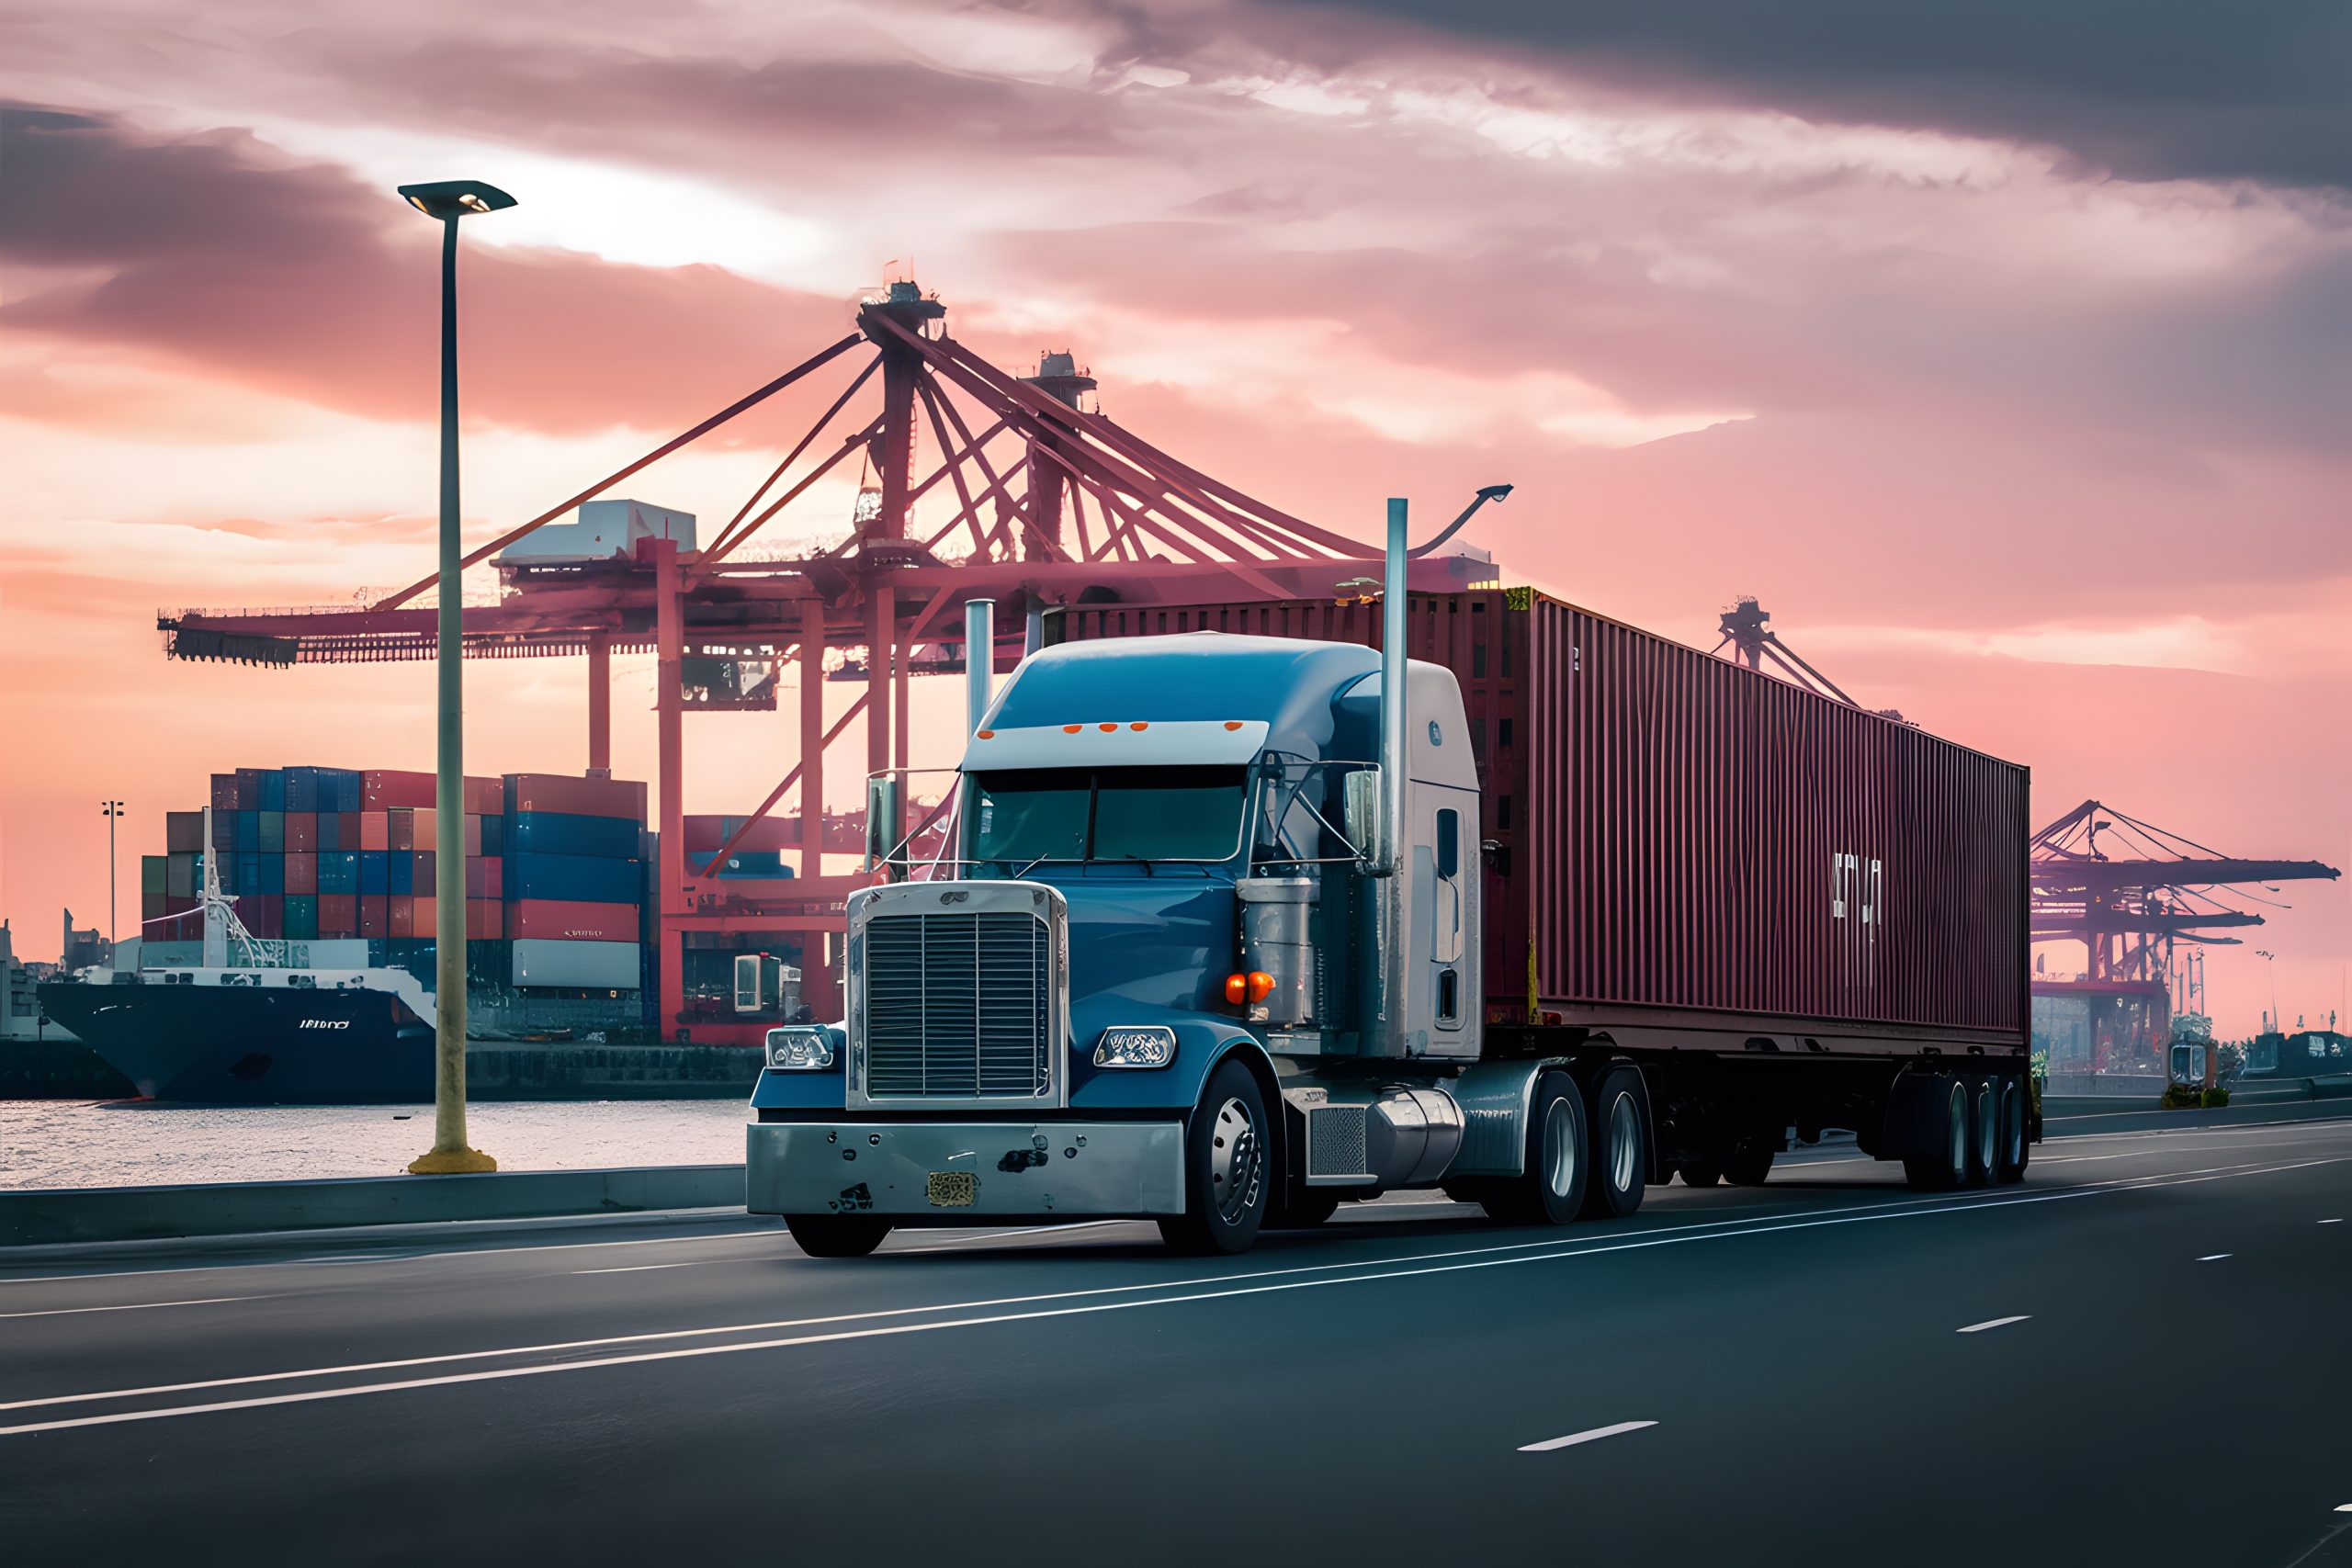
[1243,0,2352,190]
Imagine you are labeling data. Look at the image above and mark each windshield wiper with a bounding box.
[1110,853,1157,876]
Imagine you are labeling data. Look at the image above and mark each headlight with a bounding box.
[764,1027,837,1071]
[1093,1025,1177,1068]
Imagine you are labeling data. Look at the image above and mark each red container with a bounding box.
[409,895,437,938]
[362,770,435,810]
[465,856,487,898]
[360,812,390,852]
[505,773,647,822]
[317,893,357,938]
[337,811,361,851]
[462,814,483,857]
[485,857,503,899]
[389,897,413,939]
[244,895,283,940]
[389,810,414,853]
[285,812,317,852]
[413,850,435,890]
[464,776,503,815]
[210,773,243,811]
[506,898,640,943]
[360,896,390,939]
[165,811,205,852]
[1051,588,2029,1045]
[466,898,503,941]
[283,852,316,896]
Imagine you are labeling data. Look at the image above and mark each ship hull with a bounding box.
[36,980,435,1103]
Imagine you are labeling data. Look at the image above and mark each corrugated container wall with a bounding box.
[1049,588,2027,1043]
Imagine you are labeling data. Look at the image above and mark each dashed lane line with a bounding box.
[1956,1315,2031,1334]
[0,1295,266,1321]
[1520,1421,1657,1452]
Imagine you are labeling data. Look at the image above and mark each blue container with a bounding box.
[284,767,318,813]
[285,894,318,941]
[319,852,359,895]
[316,812,340,852]
[359,852,389,895]
[504,810,641,860]
[389,853,413,896]
[235,852,262,891]
[481,814,505,857]
[503,851,641,904]
[232,811,260,853]
[257,771,287,812]
[257,855,285,897]
[325,770,361,813]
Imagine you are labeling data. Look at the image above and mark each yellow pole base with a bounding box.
[407,1146,500,1175]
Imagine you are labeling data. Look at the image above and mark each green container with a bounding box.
[258,810,285,854]
[285,893,318,941]
[141,855,167,898]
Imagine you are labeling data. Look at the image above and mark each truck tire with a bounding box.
[1903,1077,1970,1191]
[1996,1078,2030,1183]
[1679,1160,1722,1188]
[1724,1148,1774,1186]
[1476,1069,1589,1225]
[1968,1078,2000,1187]
[1581,1065,1648,1220]
[1159,1059,1270,1255]
[785,1214,892,1258]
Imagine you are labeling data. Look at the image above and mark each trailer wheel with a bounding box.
[1996,1079,2030,1184]
[784,1215,892,1258]
[1159,1059,1269,1255]
[1903,1077,1970,1191]
[1968,1079,2001,1187]
[1679,1161,1722,1188]
[1581,1066,1648,1220]
[1476,1070,1589,1226]
[1724,1148,1774,1186]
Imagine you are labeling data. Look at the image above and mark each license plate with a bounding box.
[927,1172,977,1208]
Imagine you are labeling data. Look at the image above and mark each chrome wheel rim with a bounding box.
[1542,1097,1578,1198]
[2004,1086,2025,1168]
[1947,1085,1968,1179]
[1976,1086,1998,1173]
[1608,1092,1639,1193]
[1207,1095,1262,1225]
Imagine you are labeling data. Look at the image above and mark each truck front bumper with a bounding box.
[747,1120,1186,1219]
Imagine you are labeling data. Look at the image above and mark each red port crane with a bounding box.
[156,284,1498,1042]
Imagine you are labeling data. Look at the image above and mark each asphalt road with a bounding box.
[6,1103,2352,1567]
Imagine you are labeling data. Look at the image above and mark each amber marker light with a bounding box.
[1224,973,1249,1005]
[1223,720,1244,730]
[976,728,995,739]
[1099,721,1118,731]
[1248,972,1275,1003]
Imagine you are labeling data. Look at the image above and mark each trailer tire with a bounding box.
[784,1215,892,1258]
[1968,1078,2001,1187]
[1903,1077,1970,1191]
[1679,1161,1722,1188]
[1581,1065,1648,1220]
[1159,1059,1270,1255]
[1996,1079,2030,1184]
[1477,1070,1589,1226]
[1724,1148,1774,1186]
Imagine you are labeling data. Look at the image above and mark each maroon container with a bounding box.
[504,773,648,822]
[360,896,390,939]
[210,773,243,811]
[317,893,357,938]
[1050,587,2028,1046]
[284,852,317,896]
[506,898,640,943]
[389,810,414,853]
[284,812,317,852]
[413,850,435,891]
[165,811,205,852]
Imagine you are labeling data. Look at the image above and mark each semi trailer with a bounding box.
[747,504,2033,1255]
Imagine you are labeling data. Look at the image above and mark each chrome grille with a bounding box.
[862,911,1051,1099]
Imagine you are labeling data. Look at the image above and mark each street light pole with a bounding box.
[100,801,124,957]
[397,179,515,1178]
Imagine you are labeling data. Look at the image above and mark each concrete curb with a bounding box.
[0,1164,747,1248]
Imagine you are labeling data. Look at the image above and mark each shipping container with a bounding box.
[466,898,503,941]
[390,810,414,853]
[257,771,287,812]
[506,898,640,943]
[165,811,204,852]
[411,808,437,852]
[286,812,317,852]
[258,810,284,854]
[318,893,357,939]
[337,811,361,851]
[360,851,389,895]
[690,849,788,878]
[465,856,488,898]
[210,773,243,811]
[1046,586,2029,1048]
[360,811,390,852]
[504,773,647,822]
[319,851,359,895]
[316,812,340,852]
[165,852,195,900]
[362,770,435,810]
[360,896,390,939]
[285,852,317,897]
[285,894,318,941]
[141,855,167,900]
[389,852,413,896]
[503,852,641,905]
[505,810,642,860]
[245,895,284,940]
[413,850,436,892]
[511,937,639,990]
[481,814,505,857]
[232,811,260,853]
[390,897,414,939]
[256,855,286,897]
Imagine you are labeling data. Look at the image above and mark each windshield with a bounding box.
[969,767,1247,863]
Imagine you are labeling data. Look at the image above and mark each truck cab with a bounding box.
[745,628,1548,1256]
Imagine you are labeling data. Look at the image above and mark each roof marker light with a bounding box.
[1063,724,1082,734]
[1099,721,1117,731]
[1223,720,1244,731]
[976,729,995,739]
[1130,721,1148,730]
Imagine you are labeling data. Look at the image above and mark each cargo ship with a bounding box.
[38,807,447,1103]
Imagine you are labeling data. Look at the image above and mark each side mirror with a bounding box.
[865,775,903,876]
[1342,768,1384,869]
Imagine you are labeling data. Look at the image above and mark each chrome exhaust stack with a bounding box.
[1363,498,1410,1056]
[965,597,995,736]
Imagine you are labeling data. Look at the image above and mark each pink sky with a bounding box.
[1,0,2345,1032]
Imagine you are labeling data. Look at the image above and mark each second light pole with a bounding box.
[398,178,515,1177]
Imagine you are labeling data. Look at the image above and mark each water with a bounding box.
[0,1099,751,1191]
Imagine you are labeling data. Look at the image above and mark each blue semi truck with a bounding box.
[747,511,2033,1255]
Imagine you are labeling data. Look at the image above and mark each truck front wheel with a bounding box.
[785,1214,892,1258]
[1159,1059,1270,1255]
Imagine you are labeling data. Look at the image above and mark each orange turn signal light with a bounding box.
[1248,971,1275,1003]
[1224,973,1248,1005]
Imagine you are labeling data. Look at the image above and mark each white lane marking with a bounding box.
[2196,1253,2232,1262]
[2335,1504,2352,1512]
[1956,1315,2031,1334]
[1519,1420,1657,1452]
[894,1222,1128,1251]
[2321,1219,2343,1225]
[0,1224,783,1287]
[0,1296,260,1321]
[3,1154,2338,1437]
[573,1263,702,1275]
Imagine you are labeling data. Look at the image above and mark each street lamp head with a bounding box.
[396,180,518,220]
[1476,484,1515,503]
